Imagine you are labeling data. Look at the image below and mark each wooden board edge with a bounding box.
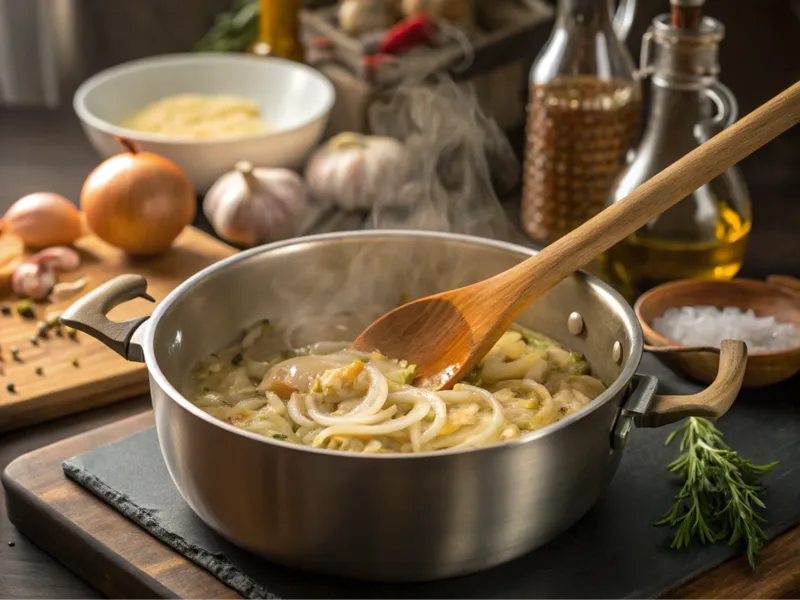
[3,413,155,474]
[2,469,179,599]
[0,379,151,434]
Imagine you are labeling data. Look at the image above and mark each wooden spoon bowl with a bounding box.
[352,82,800,390]
[635,277,800,388]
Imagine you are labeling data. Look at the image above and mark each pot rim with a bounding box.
[144,229,643,459]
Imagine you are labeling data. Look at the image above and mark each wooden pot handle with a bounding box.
[643,339,747,427]
[766,274,800,299]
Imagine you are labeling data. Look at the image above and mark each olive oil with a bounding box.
[601,7,751,301]
[600,202,751,299]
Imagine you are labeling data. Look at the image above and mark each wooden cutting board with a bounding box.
[0,227,234,433]
[3,412,799,599]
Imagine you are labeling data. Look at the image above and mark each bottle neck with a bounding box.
[258,0,304,62]
[556,0,614,27]
[639,80,715,151]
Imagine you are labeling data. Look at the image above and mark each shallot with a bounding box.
[1,193,83,249]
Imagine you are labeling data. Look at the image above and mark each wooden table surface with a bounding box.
[2,93,800,598]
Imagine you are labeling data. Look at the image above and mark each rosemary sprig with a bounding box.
[656,417,777,569]
[195,0,259,53]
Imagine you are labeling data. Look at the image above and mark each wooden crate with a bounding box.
[302,0,554,135]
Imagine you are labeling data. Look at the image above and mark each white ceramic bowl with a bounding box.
[74,53,336,192]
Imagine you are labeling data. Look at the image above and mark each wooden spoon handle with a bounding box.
[500,81,800,308]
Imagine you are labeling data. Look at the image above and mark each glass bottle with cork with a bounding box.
[251,0,305,62]
[600,0,751,298]
[521,0,642,246]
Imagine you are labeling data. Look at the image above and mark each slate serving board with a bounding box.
[59,354,800,599]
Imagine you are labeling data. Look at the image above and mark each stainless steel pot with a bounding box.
[61,231,746,582]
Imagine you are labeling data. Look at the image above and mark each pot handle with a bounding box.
[60,274,154,363]
[614,339,746,448]
[634,339,748,428]
[643,340,747,426]
[766,274,800,298]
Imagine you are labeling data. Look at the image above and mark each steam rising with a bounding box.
[279,73,524,349]
[366,73,519,240]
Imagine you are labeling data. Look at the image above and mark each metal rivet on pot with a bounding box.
[567,312,584,335]
[612,341,623,363]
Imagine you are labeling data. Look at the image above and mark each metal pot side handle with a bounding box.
[60,274,154,363]
[614,340,747,447]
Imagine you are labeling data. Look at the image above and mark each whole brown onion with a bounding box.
[80,138,196,256]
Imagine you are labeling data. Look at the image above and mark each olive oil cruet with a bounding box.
[601,0,752,298]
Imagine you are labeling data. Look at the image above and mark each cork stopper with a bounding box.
[671,0,705,30]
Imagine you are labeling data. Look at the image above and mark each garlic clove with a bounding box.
[12,262,57,300]
[29,246,81,272]
[49,277,90,304]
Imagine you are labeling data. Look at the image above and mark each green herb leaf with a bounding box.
[195,0,259,53]
[272,434,288,441]
[656,417,777,569]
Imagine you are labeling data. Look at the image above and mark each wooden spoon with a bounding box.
[352,81,800,390]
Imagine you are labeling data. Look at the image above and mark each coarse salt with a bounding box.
[652,306,800,353]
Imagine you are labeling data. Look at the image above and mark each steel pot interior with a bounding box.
[146,230,642,449]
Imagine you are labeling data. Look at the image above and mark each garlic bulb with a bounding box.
[304,133,406,211]
[339,0,397,36]
[203,162,308,247]
[402,0,472,25]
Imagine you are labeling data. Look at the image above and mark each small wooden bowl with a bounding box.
[635,277,800,388]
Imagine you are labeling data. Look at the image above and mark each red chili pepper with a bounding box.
[380,14,436,55]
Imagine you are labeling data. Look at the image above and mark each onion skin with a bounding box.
[81,139,196,256]
[2,193,83,249]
